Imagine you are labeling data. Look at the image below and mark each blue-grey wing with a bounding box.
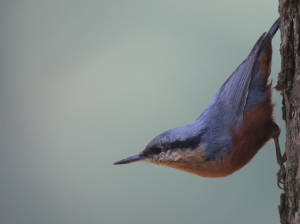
[197,33,266,131]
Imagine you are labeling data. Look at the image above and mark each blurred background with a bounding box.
[0,1,284,224]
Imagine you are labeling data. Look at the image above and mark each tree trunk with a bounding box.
[278,1,300,223]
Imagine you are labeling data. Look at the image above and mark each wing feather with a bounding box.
[197,33,266,131]
[229,33,265,130]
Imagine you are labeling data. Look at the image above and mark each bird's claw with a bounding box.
[272,124,286,190]
[276,152,286,190]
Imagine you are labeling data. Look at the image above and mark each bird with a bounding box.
[114,18,286,189]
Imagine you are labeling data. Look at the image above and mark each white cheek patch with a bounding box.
[150,147,206,166]
[151,149,183,163]
[173,150,183,161]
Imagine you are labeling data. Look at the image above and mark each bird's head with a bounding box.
[113,126,205,168]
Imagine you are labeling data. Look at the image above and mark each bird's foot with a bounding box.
[272,124,286,190]
[276,152,286,190]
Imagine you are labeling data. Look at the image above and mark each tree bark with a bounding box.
[278,1,300,223]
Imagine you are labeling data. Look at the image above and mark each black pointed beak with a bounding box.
[113,153,145,165]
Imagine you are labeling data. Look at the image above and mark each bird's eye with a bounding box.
[151,147,162,154]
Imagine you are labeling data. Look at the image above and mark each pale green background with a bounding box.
[0,1,284,224]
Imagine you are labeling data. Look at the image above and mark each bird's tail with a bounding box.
[260,18,280,52]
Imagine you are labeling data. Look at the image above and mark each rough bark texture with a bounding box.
[278,1,300,223]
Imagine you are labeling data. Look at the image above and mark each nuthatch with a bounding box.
[114,19,286,189]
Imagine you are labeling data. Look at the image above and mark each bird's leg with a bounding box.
[275,138,286,189]
[271,124,286,189]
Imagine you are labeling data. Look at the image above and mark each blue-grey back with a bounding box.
[145,19,280,161]
[194,19,280,160]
